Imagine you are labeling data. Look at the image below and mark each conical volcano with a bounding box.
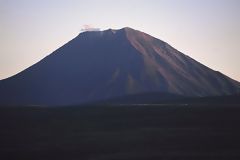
[0,27,239,105]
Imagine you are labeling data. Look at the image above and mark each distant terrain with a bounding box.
[1,102,240,160]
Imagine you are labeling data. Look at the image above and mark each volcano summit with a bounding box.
[0,27,239,105]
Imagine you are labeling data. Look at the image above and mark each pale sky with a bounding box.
[1,0,240,81]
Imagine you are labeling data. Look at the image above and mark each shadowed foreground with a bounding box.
[0,104,240,160]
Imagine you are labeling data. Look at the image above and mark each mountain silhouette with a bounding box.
[0,27,239,105]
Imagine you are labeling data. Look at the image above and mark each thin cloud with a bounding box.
[81,25,100,32]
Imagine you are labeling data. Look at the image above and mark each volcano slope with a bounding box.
[0,27,239,105]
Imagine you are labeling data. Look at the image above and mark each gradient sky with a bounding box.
[1,0,240,81]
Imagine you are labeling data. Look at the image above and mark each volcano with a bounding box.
[0,27,239,105]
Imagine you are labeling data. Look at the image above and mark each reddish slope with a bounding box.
[125,27,240,96]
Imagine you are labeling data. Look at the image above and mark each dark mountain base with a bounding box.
[94,93,240,105]
[172,94,240,105]
[1,104,240,160]
[91,92,184,105]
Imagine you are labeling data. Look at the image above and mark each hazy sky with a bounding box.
[1,0,240,81]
